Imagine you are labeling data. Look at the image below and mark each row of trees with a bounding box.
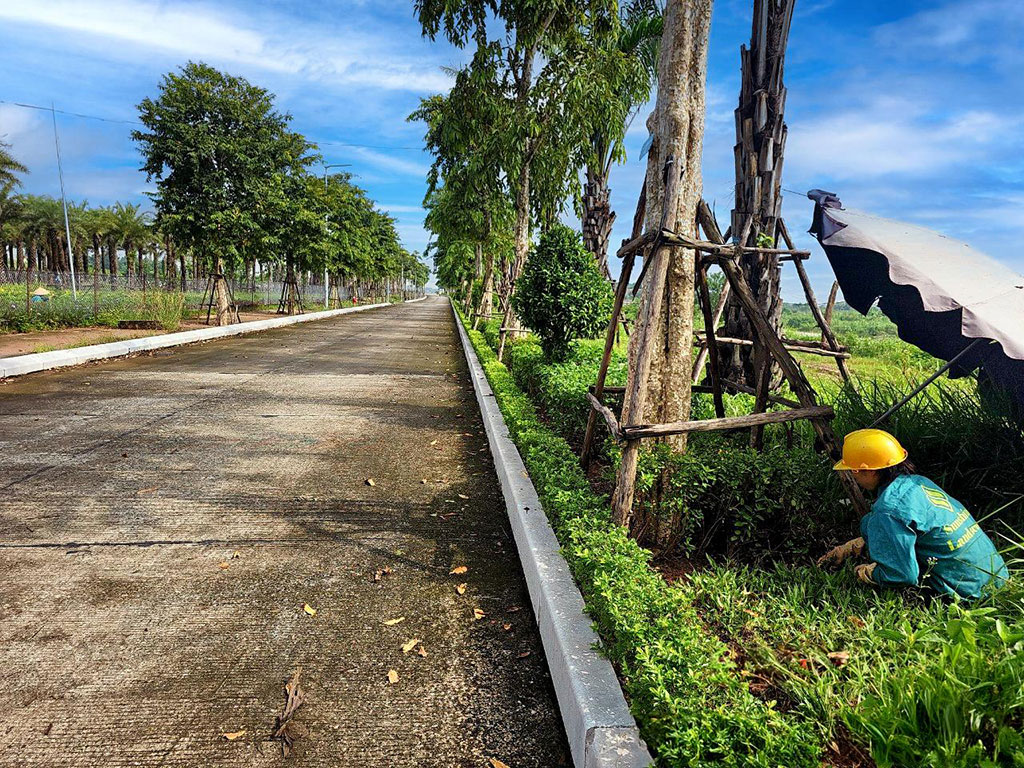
[411,0,663,347]
[0,194,158,281]
[0,64,429,323]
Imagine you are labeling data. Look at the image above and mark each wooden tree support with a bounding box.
[200,272,241,325]
[583,194,868,520]
[277,273,304,316]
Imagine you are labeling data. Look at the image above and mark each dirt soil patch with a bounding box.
[0,311,307,359]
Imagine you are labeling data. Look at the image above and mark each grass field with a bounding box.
[468,303,1024,768]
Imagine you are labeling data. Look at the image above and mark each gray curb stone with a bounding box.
[453,302,653,768]
[0,297,427,379]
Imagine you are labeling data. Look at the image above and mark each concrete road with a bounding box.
[0,297,568,767]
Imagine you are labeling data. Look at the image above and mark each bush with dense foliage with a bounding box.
[459,307,1024,768]
[512,224,613,360]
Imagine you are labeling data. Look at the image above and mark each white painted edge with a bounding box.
[0,297,428,379]
[452,300,652,768]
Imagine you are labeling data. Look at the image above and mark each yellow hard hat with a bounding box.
[833,428,908,471]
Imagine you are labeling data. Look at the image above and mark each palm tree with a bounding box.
[110,202,151,285]
[0,140,27,190]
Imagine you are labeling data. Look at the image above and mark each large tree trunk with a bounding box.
[613,0,713,533]
[582,163,616,277]
[717,0,794,387]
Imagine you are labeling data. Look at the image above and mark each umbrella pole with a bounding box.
[869,338,987,428]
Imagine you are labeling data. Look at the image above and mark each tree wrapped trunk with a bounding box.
[214,257,233,326]
[613,0,713,532]
[581,165,616,277]
[717,0,795,387]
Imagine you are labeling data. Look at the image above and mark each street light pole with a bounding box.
[322,162,351,309]
[51,104,77,299]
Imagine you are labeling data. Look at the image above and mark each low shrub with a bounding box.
[512,224,613,360]
[632,436,844,560]
[460,310,821,766]
[146,290,187,331]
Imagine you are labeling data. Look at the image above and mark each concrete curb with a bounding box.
[0,297,428,379]
[452,303,652,768]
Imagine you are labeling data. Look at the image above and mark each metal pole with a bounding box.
[869,338,987,427]
[51,104,77,298]
[324,165,329,309]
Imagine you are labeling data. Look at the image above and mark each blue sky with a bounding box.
[1,0,1021,299]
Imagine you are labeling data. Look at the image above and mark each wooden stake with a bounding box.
[581,182,646,468]
[779,219,850,383]
[718,252,868,515]
[623,405,833,439]
[696,263,726,417]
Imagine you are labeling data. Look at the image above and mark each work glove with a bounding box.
[816,537,865,568]
[854,562,877,585]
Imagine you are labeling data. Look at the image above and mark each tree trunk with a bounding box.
[613,0,713,533]
[717,0,795,387]
[497,161,531,360]
[125,241,134,282]
[92,235,100,317]
[582,163,616,277]
[476,247,495,330]
[214,257,232,326]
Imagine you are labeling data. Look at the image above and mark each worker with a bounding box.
[819,428,1008,599]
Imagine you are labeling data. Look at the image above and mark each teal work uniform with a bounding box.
[860,475,1008,599]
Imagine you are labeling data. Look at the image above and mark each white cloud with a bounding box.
[0,0,454,93]
[873,0,1024,66]
[786,99,1021,180]
[349,147,430,178]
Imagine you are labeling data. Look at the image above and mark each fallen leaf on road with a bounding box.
[401,638,421,653]
[430,439,438,446]
[827,651,850,667]
[456,583,467,595]
[366,478,376,487]
[507,606,522,613]
[473,608,485,620]
[217,562,230,570]
[457,494,469,500]
[518,651,531,659]
[420,479,428,484]
[373,567,394,582]
[383,617,405,626]
[417,646,428,657]
[302,604,317,617]
[502,623,512,631]
[222,730,246,741]
[138,487,158,495]
[229,551,241,560]
[450,566,468,575]
[489,758,511,768]
[387,669,399,684]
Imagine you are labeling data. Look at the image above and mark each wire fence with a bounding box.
[0,268,420,333]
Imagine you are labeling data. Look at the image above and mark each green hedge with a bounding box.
[460,312,821,766]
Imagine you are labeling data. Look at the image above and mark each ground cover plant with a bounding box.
[463,308,1024,767]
